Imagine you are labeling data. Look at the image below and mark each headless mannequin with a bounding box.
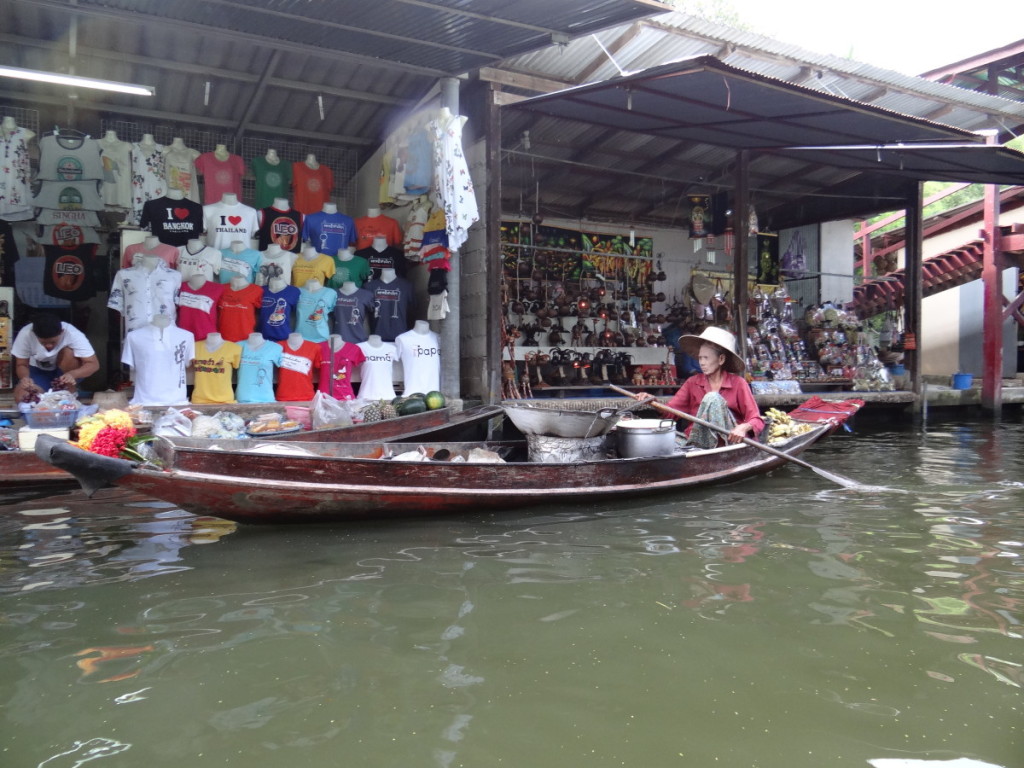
[185,237,205,253]
[272,197,289,211]
[230,240,247,254]
[205,332,224,353]
[339,280,358,296]
[367,207,380,218]
[413,320,431,334]
[286,332,304,351]
[139,133,157,149]
[99,129,124,149]
[169,137,187,151]
[151,313,172,329]
[379,268,397,284]
[247,332,265,349]
[264,243,282,258]
[322,203,337,215]
[338,247,354,262]
[305,154,319,169]
[221,192,238,206]
[304,278,322,293]
[167,188,185,201]
[268,276,287,293]
[230,275,250,292]
[143,235,161,251]
[328,334,345,352]
[301,245,318,261]
[2,116,32,140]
[214,144,231,161]
[371,236,387,253]
[265,149,280,165]
[141,255,161,273]
[366,334,383,348]
[187,274,207,291]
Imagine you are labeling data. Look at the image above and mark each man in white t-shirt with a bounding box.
[11,313,99,402]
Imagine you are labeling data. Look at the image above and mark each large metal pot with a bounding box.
[615,418,677,458]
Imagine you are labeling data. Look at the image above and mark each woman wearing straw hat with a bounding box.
[638,326,763,449]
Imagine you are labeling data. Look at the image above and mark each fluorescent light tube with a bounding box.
[0,65,154,96]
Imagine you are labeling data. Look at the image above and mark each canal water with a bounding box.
[1,415,1021,768]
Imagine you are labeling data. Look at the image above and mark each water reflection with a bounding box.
[0,418,1021,767]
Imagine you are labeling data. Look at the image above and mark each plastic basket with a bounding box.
[24,409,79,429]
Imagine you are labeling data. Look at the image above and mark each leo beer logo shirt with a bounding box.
[43,243,98,301]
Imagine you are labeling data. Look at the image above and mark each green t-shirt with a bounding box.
[327,253,372,290]
[250,155,293,209]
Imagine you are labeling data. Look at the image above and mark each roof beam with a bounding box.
[234,49,280,144]
[478,68,573,95]
[575,21,644,83]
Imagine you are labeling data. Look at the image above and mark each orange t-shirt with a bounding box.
[216,283,264,342]
[275,339,321,401]
[292,162,334,215]
[354,214,403,251]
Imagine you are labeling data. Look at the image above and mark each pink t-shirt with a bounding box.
[665,371,765,437]
[317,340,366,400]
[176,280,226,341]
[195,152,245,204]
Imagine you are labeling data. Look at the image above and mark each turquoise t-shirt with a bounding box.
[295,286,338,342]
[235,339,284,403]
[218,247,262,284]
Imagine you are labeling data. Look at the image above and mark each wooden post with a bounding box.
[981,134,1002,411]
[485,83,503,404]
[733,150,750,361]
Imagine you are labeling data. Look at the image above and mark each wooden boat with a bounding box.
[33,419,837,524]
[1,404,504,489]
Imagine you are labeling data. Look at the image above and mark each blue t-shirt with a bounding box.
[218,247,262,284]
[301,211,357,257]
[235,339,284,403]
[295,286,338,342]
[258,284,301,341]
[332,287,375,344]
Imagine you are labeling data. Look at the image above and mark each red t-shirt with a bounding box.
[354,214,403,251]
[216,283,264,342]
[275,339,321,401]
[177,280,225,341]
[665,371,765,437]
[195,152,245,204]
[292,162,334,215]
[317,340,366,400]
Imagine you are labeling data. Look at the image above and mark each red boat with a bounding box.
[34,418,837,524]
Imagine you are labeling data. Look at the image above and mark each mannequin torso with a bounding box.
[339,281,358,295]
[247,332,265,349]
[204,332,224,353]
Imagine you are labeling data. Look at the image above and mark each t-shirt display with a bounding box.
[275,338,321,401]
[365,275,414,342]
[292,161,334,215]
[290,252,336,288]
[176,279,225,341]
[258,283,301,341]
[250,156,292,209]
[31,180,105,212]
[203,200,259,250]
[430,111,480,251]
[108,261,183,332]
[256,249,298,287]
[122,323,195,406]
[218,246,262,283]
[176,242,223,282]
[191,338,242,404]
[332,286,374,344]
[355,244,408,278]
[98,136,133,209]
[130,140,167,224]
[162,143,201,202]
[356,340,397,401]
[354,213,403,251]
[140,196,204,247]
[295,285,337,342]
[36,134,105,182]
[41,223,101,249]
[326,253,372,290]
[318,340,365,400]
[195,151,245,204]
[42,244,98,301]
[256,206,303,253]
[301,210,357,256]
[217,282,264,341]
[395,327,441,395]
[36,208,101,227]
[0,126,34,220]
[11,321,94,371]
[235,338,283,403]
[122,241,179,269]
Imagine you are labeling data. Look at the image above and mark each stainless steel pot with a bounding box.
[615,418,677,458]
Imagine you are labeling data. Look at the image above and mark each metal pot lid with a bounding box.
[691,274,715,305]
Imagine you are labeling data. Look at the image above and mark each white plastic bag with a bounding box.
[310,391,354,430]
[152,407,193,437]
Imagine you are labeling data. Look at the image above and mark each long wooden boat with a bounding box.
[34,420,836,524]
[1,405,503,489]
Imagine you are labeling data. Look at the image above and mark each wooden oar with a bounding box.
[608,385,867,490]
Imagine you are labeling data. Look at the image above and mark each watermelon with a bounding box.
[396,398,428,416]
[424,391,447,410]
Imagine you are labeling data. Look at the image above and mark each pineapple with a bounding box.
[361,400,397,423]
[380,401,398,420]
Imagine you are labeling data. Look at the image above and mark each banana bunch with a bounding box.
[764,408,814,444]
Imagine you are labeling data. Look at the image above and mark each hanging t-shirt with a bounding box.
[402,196,431,262]
[235,339,283,403]
[176,242,223,282]
[301,210,357,256]
[332,287,374,344]
[203,201,259,250]
[217,282,264,342]
[394,328,441,396]
[258,283,300,341]
[354,214,403,251]
[107,262,182,332]
[36,208,101,227]
[122,241,179,269]
[191,338,242,404]
[162,144,201,203]
[292,161,334,215]
[404,127,433,196]
[41,254,93,323]
[256,249,298,287]
[257,206,303,253]
[295,285,337,342]
[32,180,105,211]
[176,279,225,341]
[365,275,414,342]
[36,134,105,182]
[326,253,372,290]
[318,340,365,400]
[429,112,479,251]
[195,152,245,204]
[356,340,397,401]
[122,323,195,406]
[98,138,133,209]
[291,253,336,288]
[275,339,321,402]
[140,196,205,247]
[250,156,292,209]
[130,141,167,224]
[41,223,101,250]
[218,247,261,283]
[0,127,34,220]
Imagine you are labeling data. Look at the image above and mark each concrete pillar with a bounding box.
[439,77,461,400]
